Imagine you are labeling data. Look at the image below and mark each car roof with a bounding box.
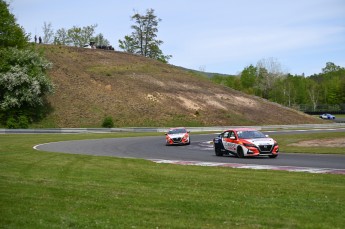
[167,127,187,132]
[223,128,258,132]
[169,127,186,130]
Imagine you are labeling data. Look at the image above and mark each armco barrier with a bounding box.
[1,123,345,134]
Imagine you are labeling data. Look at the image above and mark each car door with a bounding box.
[222,131,237,153]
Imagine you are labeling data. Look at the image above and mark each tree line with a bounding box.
[42,22,113,49]
[41,9,171,62]
[211,59,345,112]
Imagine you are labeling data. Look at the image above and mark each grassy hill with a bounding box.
[38,45,323,128]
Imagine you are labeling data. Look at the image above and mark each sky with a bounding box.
[9,0,345,76]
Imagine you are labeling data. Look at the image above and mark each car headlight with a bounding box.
[243,143,256,147]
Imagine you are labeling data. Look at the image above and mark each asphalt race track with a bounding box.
[34,129,345,173]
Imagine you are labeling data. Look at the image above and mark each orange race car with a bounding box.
[165,127,190,145]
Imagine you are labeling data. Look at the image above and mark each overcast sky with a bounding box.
[10,0,345,76]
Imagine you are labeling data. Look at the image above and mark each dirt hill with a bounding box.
[40,45,323,128]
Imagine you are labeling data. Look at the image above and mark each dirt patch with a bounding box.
[176,95,202,110]
[206,99,227,110]
[289,138,345,147]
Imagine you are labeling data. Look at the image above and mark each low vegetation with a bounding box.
[33,45,326,128]
[274,132,345,154]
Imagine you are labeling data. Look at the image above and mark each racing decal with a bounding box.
[151,159,345,175]
[222,139,237,152]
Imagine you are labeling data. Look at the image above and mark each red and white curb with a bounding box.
[151,159,345,175]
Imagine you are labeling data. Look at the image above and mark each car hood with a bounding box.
[167,133,187,138]
[246,138,275,146]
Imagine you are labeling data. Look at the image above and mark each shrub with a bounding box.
[6,117,17,129]
[5,115,29,129]
[0,48,54,125]
[102,116,114,128]
[17,115,29,128]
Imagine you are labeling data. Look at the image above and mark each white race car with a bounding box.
[165,127,190,145]
[319,113,335,119]
[213,128,279,158]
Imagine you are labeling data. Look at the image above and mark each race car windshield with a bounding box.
[237,131,266,139]
[168,129,187,134]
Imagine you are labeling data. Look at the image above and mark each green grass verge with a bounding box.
[1,133,344,228]
[271,132,345,154]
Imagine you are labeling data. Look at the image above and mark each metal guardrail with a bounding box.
[1,123,345,134]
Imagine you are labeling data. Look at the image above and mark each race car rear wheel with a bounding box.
[215,147,223,156]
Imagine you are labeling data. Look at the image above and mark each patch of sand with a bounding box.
[176,96,202,110]
[206,99,227,110]
[215,94,257,108]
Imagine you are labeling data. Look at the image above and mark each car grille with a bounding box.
[258,145,273,153]
[172,137,182,143]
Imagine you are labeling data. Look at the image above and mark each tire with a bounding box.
[215,147,223,156]
[269,154,278,158]
[237,147,244,158]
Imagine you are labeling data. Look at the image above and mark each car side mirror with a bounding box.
[265,135,269,137]
[230,136,236,140]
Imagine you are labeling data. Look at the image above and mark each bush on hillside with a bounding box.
[102,116,114,128]
[0,48,54,126]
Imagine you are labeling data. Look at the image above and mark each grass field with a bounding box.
[1,133,344,228]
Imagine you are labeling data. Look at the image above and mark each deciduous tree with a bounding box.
[67,24,97,47]
[119,9,171,63]
[54,28,69,45]
[42,22,54,44]
[93,33,110,47]
[0,0,29,48]
[256,58,285,99]
[240,65,256,94]
[0,48,53,110]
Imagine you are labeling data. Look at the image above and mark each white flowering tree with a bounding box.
[0,48,53,109]
[0,48,54,127]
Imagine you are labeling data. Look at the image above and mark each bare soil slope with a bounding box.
[42,45,323,127]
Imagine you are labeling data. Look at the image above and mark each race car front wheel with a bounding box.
[237,147,244,158]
